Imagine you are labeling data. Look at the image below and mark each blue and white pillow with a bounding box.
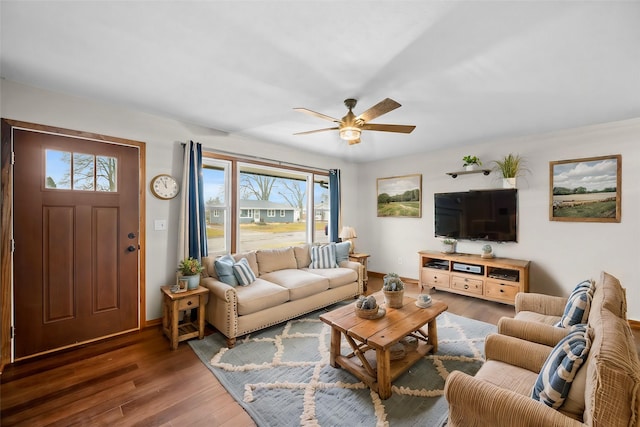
[214,254,239,286]
[233,257,257,286]
[555,280,594,328]
[311,244,338,269]
[532,324,591,408]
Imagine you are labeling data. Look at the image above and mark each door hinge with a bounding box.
[11,151,15,165]
[11,239,15,253]
[10,326,14,339]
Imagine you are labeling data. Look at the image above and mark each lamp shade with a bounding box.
[339,226,357,239]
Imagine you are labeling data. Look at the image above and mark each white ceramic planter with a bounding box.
[503,177,517,188]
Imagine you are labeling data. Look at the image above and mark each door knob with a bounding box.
[128,232,136,239]
[127,245,137,252]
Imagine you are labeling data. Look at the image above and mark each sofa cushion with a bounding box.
[256,247,297,275]
[555,280,594,328]
[304,267,357,289]
[234,278,290,316]
[335,241,351,263]
[311,244,338,269]
[260,269,329,300]
[233,258,257,286]
[214,254,239,286]
[293,244,312,269]
[532,324,591,409]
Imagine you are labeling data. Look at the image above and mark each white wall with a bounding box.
[355,118,640,320]
[0,80,359,321]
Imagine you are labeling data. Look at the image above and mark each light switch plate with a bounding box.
[154,219,167,231]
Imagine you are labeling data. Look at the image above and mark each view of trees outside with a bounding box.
[202,161,329,254]
[45,149,117,192]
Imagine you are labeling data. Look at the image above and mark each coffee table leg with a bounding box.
[377,347,392,399]
[329,327,341,368]
[428,318,438,353]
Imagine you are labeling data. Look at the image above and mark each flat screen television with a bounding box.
[434,189,518,242]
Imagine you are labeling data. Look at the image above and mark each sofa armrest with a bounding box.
[515,292,567,316]
[484,333,552,374]
[444,371,584,427]
[200,276,237,301]
[498,318,571,348]
[339,260,365,294]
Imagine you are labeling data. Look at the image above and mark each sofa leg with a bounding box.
[226,337,236,348]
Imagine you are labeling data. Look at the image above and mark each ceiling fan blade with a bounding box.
[293,108,340,123]
[362,123,416,134]
[357,98,401,123]
[293,127,339,136]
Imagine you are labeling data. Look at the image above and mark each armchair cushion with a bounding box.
[532,324,591,409]
[555,280,594,328]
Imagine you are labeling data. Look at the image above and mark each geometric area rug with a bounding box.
[189,304,496,427]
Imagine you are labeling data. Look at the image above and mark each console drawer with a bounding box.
[421,268,450,289]
[485,280,519,302]
[451,275,483,295]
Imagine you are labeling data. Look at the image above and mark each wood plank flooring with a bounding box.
[1,277,637,426]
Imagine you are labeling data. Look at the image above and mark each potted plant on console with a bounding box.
[441,238,456,254]
[493,153,527,189]
[177,257,204,290]
[462,155,482,171]
[382,272,405,308]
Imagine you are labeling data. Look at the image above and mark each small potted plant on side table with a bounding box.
[383,272,405,308]
[177,257,205,291]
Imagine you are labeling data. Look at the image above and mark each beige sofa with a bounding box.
[445,272,640,426]
[201,245,363,347]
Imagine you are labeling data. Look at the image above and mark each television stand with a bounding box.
[418,250,530,305]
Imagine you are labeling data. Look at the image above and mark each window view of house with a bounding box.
[202,158,330,255]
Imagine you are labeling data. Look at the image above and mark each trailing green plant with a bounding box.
[493,153,528,178]
[382,272,404,291]
[462,155,482,167]
[178,257,204,276]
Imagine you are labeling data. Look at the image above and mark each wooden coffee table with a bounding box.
[319,292,447,399]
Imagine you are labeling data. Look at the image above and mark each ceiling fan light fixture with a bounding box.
[339,126,361,141]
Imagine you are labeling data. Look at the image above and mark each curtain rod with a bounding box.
[196,145,331,174]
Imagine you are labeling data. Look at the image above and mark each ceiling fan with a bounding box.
[293,98,416,145]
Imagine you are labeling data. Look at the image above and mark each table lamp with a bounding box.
[339,226,357,253]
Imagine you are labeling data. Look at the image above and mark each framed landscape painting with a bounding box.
[549,154,621,223]
[377,174,422,218]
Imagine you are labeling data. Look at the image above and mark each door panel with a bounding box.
[13,128,140,359]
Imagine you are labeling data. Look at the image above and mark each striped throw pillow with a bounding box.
[310,244,338,269]
[532,324,591,408]
[555,280,594,328]
[233,258,257,286]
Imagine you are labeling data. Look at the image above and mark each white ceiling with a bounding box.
[2,1,639,163]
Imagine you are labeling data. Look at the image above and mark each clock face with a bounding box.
[150,174,179,199]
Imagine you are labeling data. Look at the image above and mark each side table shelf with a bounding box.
[161,285,208,350]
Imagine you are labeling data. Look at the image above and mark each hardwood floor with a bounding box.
[2,277,638,426]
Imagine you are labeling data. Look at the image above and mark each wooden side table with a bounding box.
[349,253,370,291]
[161,285,208,350]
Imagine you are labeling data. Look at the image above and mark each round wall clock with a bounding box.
[150,174,179,200]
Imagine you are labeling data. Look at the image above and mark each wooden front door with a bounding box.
[12,126,141,359]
